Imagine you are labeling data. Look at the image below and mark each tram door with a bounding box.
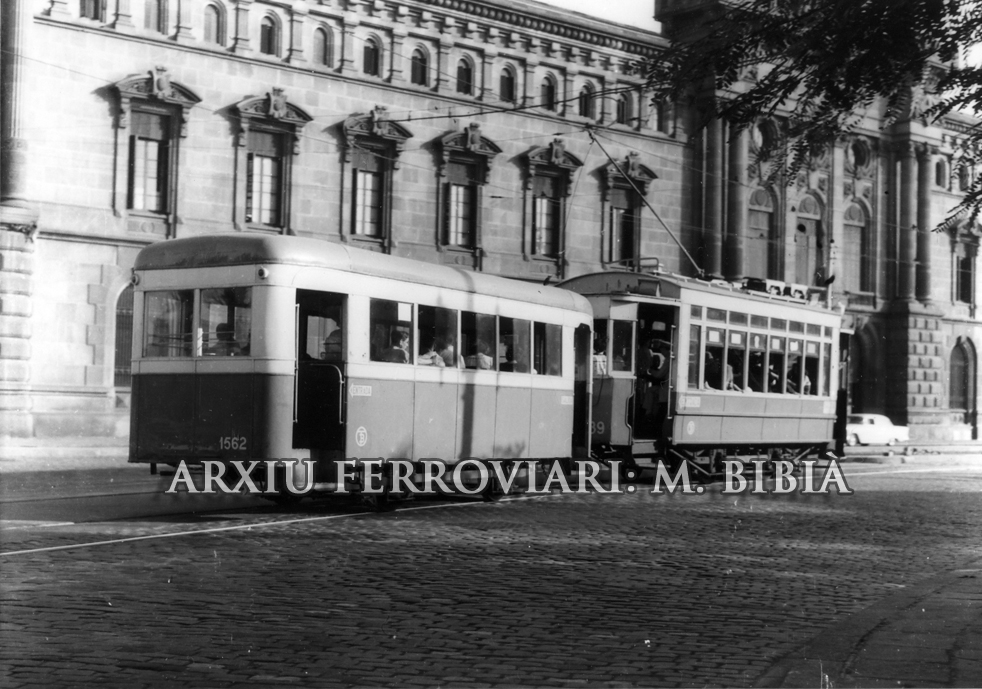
[632,304,677,440]
[293,290,346,451]
[572,324,592,458]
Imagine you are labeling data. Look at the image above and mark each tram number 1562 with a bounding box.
[219,436,248,450]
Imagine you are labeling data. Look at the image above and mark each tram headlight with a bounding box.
[257,266,269,280]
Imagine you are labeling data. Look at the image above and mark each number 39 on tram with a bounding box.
[559,271,843,478]
[128,234,593,495]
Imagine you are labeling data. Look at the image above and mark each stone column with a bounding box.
[916,143,934,304]
[112,0,134,28]
[704,116,724,277]
[897,141,917,301]
[174,0,195,42]
[436,37,451,92]
[286,2,306,64]
[231,0,252,54]
[725,125,748,281]
[1,0,37,441]
[562,69,576,118]
[390,28,406,84]
[340,15,358,74]
[481,49,497,101]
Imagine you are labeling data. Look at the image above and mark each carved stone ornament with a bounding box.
[603,152,657,197]
[439,124,502,182]
[113,67,202,136]
[527,139,584,194]
[342,107,414,167]
[234,90,313,153]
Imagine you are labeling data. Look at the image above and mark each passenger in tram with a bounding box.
[472,340,494,369]
[321,329,342,361]
[703,351,722,389]
[381,330,410,364]
[438,335,456,367]
[208,322,241,356]
[592,336,608,376]
[786,357,811,394]
[418,336,446,367]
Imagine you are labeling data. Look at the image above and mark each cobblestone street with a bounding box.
[2,466,982,688]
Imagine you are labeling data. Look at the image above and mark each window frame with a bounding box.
[456,58,474,95]
[233,89,312,234]
[259,15,280,57]
[410,47,429,86]
[363,36,382,77]
[203,2,225,46]
[313,26,334,68]
[601,153,656,269]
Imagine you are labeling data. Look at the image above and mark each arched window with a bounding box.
[144,0,166,33]
[81,0,104,21]
[410,48,428,86]
[615,93,631,125]
[843,203,872,293]
[795,195,824,286]
[260,16,279,56]
[578,84,594,119]
[313,27,333,67]
[950,344,969,413]
[540,76,557,111]
[747,188,778,280]
[363,37,382,76]
[114,286,135,387]
[936,159,948,188]
[654,99,674,134]
[203,3,225,46]
[456,58,473,95]
[499,66,516,103]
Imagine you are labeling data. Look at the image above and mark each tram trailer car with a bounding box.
[559,271,843,478]
[129,234,593,498]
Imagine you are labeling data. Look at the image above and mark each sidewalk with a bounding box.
[757,557,982,688]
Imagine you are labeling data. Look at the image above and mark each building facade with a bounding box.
[0,0,978,449]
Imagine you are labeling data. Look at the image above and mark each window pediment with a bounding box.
[343,106,413,167]
[603,152,657,195]
[528,139,583,172]
[113,66,201,136]
[234,88,311,153]
[439,123,501,182]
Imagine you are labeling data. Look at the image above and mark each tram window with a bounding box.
[771,318,786,331]
[768,336,786,393]
[461,311,495,370]
[790,321,804,333]
[786,340,804,393]
[418,305,458,367]
[822,342,832,396]
[803,341,819,395]
[807,323,822,336]
[370,298,412,364]
[747,333,766,392]
[611,321,633,372]
[704,328,724,389]
[729,312,748,325]
[201,287,252,357]
[298,291,343,362]
[499,317,530,372]
[727,331,746,391]
[751,315,768,328]
[824,326,833,338]
[687,325,701,390]
[707,308,726,322]
[144,290,194,357]
[533,322,563,376]
[593,319,609,376]
[690,305,702,320]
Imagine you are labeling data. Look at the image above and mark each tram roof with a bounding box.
[560,270,838,316]
[135,234,592,314]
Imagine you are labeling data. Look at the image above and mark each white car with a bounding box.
[845,414,910,446]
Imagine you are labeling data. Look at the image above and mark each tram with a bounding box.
[128,234,593,498]
[559,271,843,478]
